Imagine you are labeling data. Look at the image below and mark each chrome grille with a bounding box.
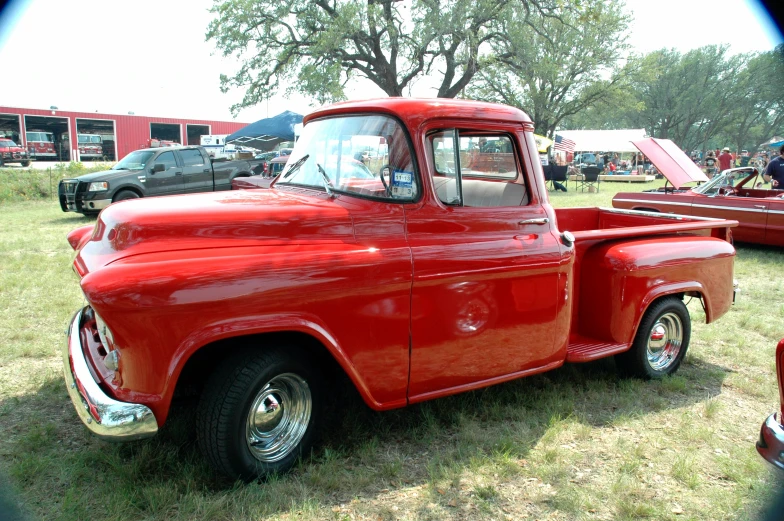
[62,181,78,194]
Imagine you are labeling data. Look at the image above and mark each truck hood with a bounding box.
[72,169,135,182]
[74,188,355,275]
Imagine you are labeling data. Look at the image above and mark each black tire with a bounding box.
[113,190,140,202]
[21,161,31,167]
[196,348,323,481]
[615,296,691,379]
[0,157,4,167]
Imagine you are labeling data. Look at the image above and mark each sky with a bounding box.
[0,0,781,124]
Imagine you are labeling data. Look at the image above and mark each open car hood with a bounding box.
[632,137,709,189]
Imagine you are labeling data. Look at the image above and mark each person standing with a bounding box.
[763,145,784,189]
[704,152,719,178]
[718,147,733,172]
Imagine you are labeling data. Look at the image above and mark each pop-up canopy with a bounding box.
[226,111,303,150]
[632,137,709,189]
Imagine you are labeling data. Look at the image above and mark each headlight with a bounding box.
[88,182,109,191]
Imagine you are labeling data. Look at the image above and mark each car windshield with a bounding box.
[114,150,155,171]
[0,139,17,146]
[276,115,417,202]
[692,169,752,196]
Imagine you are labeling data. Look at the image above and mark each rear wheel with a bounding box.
[615,297,691,379]
[197,348,322,481]
[21,161,31,167]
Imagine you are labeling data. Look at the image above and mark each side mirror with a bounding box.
[151,163,165,173]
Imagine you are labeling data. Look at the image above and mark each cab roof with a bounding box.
[304,98,533,129]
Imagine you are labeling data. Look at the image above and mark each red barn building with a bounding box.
[0,106,249,162]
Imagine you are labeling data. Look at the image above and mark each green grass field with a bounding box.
[0,179,782,520]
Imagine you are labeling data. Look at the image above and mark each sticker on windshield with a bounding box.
[390,170,414,198]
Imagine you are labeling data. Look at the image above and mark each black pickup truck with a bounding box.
[58,146,264,215]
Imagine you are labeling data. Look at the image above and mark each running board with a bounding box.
[566,340,629,362]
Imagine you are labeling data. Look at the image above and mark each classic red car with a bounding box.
[62,99,738,480]
[0,137,32,166]
[758,338,784,471]
[612,138,784,247]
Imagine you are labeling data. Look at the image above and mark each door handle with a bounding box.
[518,218,550,225]
[203,169,210,173]
[754,205,766,209]
[174,171,183,176]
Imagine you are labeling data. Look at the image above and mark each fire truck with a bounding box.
[26,131,56,159]
[61,133,104,160]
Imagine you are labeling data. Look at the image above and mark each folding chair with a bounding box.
[552,165,568,191]
[578,166,601,192]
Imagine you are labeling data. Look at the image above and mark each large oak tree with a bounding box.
[208,0,522,113]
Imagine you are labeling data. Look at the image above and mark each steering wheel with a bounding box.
[719,186,736,196]
[379,164,393,197]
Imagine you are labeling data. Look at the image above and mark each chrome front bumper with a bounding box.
[63,307,158,441]
[757,413,784,471]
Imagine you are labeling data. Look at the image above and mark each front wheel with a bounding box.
[21,160,31,167]
[197,348,322,481]
[113,190,139,202]
[615,297,691,379]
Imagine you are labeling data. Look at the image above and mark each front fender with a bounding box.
[166,313,393,413]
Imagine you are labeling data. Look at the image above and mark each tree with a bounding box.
[465,0,631,137]
[626,46,743,152]
[718,45,784,152]
[208,0,520,114]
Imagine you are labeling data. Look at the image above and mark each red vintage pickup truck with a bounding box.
[62,99,738,480]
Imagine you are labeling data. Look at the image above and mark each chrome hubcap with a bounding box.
[246,373,311,463]
[646,312,683,371]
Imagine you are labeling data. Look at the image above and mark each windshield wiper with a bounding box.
[316,163,333,196]
[282,154,310,179]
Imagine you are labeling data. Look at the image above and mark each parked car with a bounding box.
[757,338,784,471]
[0,137,31,166]
[57,146,265,215]
[61,98,737,480]
[612,138,784,247]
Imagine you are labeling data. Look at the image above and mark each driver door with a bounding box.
[145,151,183,196]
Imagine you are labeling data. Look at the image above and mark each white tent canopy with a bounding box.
[556,129,648,152]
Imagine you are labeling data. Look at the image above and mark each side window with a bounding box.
[156,151,177,170]
[428,130,528,208]
[180,149,204,167]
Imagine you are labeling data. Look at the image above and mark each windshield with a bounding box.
[276,115,418,202]
[114,150,155,171]
[692,169,750,196]
[26,132,53,142]
[0,139,17,146]
[78,135,102,144]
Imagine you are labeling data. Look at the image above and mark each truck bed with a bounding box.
[554,207,737,362]
[554,206,736,243]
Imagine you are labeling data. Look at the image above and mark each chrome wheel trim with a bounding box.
[245,373,311,463]
[646,312,683,372]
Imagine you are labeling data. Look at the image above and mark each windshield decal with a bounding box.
[391,170,414,198]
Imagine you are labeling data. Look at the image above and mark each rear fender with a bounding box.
[577,236,734,344]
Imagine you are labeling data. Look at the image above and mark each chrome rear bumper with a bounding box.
[62,307,158,441]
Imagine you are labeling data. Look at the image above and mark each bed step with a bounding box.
[566,339,629,362]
